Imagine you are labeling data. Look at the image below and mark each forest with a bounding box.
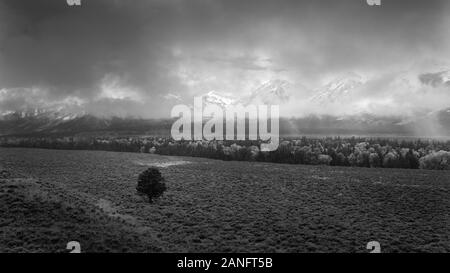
[2,136,450,170]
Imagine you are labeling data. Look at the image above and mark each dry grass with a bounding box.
[1,147,449,253]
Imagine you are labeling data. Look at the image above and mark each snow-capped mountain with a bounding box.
[200,80,292,109]
[0,108,83,121]
[310,72,365,103]
[0,108,174,136]
[202,91,237,108]
[200,80,292,108]
[1,107,450,137]
[244,79,291,105]
[0,108,92,135]
[2,66,450,137]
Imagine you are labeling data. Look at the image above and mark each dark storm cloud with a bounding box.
[419,71,450,87]
[0,0,449,117]
[0,0,170,95]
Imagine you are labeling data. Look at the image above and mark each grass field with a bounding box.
[1,147,449,253]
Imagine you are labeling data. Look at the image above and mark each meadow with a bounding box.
[1,147,449,253]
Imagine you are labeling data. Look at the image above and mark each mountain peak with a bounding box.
[310,72,365,103]
[245,79,291,105]
[202,91,237,108]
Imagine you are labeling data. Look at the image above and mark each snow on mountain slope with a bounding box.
[244,79,291,105]
[200,80,292,108]
[310,72,365,103]
[0,109,96,135]
[202,91,237,108]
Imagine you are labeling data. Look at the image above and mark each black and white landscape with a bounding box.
[0,0,449,253]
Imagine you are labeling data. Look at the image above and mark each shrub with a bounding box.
[419,151,450,170]
[383,151,399,168]
[348,152,357,166]
[229,144,242,160]
[357,151,370,167]
[136,167,167,203]
[0,169,10,179]
[405,149,420,169]
[248,146,260,161]
[369,153,381,168]
[335,152,347,166]
[317,154,332,165]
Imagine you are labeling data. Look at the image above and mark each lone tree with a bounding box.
[136,167,167,203]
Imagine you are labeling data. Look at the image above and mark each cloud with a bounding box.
[419,71,450,87]
[0,0,449,118]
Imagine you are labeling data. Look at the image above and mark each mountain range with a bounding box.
[1,106,449,138]
[310,72,365,103]
[1,69,450,138]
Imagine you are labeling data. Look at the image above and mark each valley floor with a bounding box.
[1,148,449,252]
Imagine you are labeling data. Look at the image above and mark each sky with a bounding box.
[0,0,449,118]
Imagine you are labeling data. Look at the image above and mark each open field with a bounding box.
[1,147,449,253]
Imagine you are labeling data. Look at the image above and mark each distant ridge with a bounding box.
[1,108,450,139]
